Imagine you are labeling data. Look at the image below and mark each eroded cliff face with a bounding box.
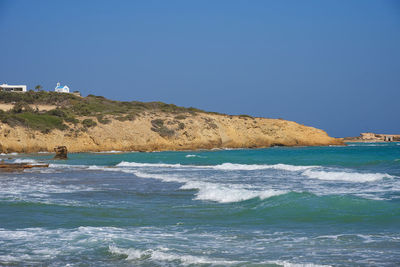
[0,112,343,153]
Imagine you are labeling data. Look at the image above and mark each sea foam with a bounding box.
[109,245,239,265]
[181,181,286,203]
[12,158,39,164]
[133,171,286,203]
[267,260,332,267]
[117,161,183,168]
[92,150,124,154]
[117,161,317,172]
[210,163,316,171]
[302,169,393,182]
[0,152,18,156]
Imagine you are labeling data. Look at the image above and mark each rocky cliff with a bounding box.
[0,111,343,153]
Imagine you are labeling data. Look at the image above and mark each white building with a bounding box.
[0,83,27,92]
[55,82,70,93]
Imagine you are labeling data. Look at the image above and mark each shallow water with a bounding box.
[1,143,399,266]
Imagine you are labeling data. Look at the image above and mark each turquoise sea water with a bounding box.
[0,143,399,266]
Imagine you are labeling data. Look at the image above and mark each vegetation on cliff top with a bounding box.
[0,91,215,133]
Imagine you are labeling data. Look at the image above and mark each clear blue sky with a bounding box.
[1,0,399,137]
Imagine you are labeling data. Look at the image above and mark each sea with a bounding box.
[0,142,399,267]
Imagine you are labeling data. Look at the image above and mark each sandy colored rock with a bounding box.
[0,112,344,153]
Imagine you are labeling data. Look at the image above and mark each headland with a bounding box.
[0,91,343,153]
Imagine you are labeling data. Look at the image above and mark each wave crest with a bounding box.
[303,169,393,182]
[133,171,286,203]
[117,161,183,168]
[12,158,39,164]
[109,245,239,265]
[211,163,316,171]
[116,161,317,172]
[181,181,286,203]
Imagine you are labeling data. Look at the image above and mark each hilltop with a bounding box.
[0,91,343,152]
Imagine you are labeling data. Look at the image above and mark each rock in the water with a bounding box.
[0,161,49,171]
[54,146,68,159]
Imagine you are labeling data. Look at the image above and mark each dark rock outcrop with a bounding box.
[54,146,68,159]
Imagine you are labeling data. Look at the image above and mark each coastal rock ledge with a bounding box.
[0,112,343,153]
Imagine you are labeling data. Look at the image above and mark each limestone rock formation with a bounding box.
[0,112,344,153]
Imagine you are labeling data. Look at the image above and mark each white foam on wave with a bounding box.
[181,181,285,203]
[92,150,124,154]
[0,226,394,266]
[302,169,394,182]
[133,171,184,182]
[12,158,39,164]
[347,143,389,147]
[0,178,95,195]
[316,234,375,243]
[49,163,91,169]
[0,171,97,207]
[267,260,331,267]
[210,163,316,171]
[23,168,59,174]
[87,165,114,171]
[0,227,120,263]
[50,160,396,188]
[48,164,139,176]
[117,161,183,168]
[133,171,286,203]
[117,161,317,172]
[185,154,206,158]
[51,161,397,186]
[0,152,18,156]
[109,245,239,265]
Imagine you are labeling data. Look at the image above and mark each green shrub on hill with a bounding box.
[0,91,230,133]
[151,119,164,128]
[16,113,68,133]
[46,108,79,124]
[0,110,67,133]
[150,119,175,138]
[82,119,97,128]
[0,91,210,117]
[239,114,253,119]
[96,115,111,124]
[0,91,79,105]
[174,115,187,120]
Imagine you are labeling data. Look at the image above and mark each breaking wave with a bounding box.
[92,150,124,154]
[109,245,239,265]
[303,169,394,182]
[185,154,206,158]
[181,181,286,203]
[117,161,183,168]
[116,161,317,171]
[133,171,286,203]
[0,152,18,156]
[12,158,39,164]
[109,245,332,267]
[266,260,331,267]
[116,161,395,183]
[210,163,316,171]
